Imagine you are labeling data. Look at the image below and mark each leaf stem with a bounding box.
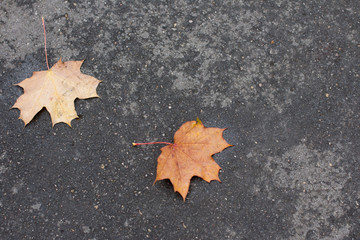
[41,17,50,70]
[132,142,173,146]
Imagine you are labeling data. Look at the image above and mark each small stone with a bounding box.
[82,226,91,234]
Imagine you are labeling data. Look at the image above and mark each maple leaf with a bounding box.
[12,59,101,126]
[134,118,232,201]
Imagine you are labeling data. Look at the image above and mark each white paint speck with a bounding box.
[31,203,41,210]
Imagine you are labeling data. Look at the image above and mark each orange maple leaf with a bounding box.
[134,118,232,200]
[12,59,101,127]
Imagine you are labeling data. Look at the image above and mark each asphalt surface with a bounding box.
[0,1,359,239]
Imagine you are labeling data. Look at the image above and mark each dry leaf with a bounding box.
[12,59,101,127]
[135,118,232,200]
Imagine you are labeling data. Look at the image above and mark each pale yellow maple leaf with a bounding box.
[12,59,101,127]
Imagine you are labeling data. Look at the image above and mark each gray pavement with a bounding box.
[0,1,359,239]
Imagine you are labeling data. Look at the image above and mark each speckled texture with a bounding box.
[0,0,359,239]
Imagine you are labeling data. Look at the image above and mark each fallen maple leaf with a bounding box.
[12,17,101,127]
[12,59,101,126]
[133,118,232,201]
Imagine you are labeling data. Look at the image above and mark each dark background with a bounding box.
[0,1,359,239]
